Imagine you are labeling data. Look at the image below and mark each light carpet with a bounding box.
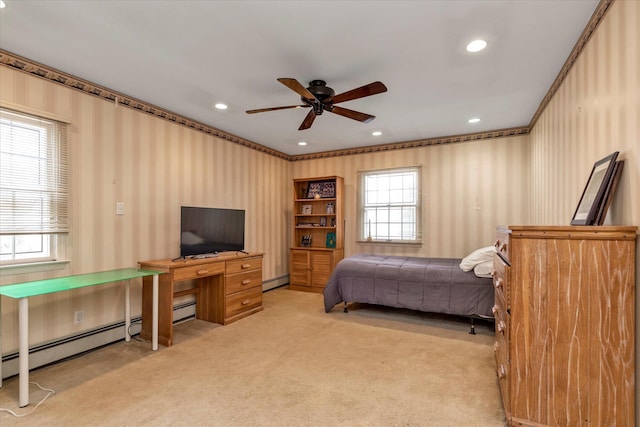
[0,287,506,426]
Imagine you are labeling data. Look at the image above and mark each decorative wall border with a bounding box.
[0,49,290,161]
[528,0,613,129]
[0,0,609,162]
[289,127,529,161]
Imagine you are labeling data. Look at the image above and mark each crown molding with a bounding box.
[289,127,530,161]
[0,49,290,161]
[0,0,609,162]
[528,0,613,129]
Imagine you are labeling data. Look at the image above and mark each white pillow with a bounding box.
[473,260,494,278]
[459,246,495,272]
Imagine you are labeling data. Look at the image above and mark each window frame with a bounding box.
[357,166,422,244]
[0,106,70,268]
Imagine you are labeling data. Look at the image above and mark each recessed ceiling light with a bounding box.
[214,103,228,110]
[468,117,481,124]
[372,131,382,136]
[298,141,307,146]
[466,39,487,53]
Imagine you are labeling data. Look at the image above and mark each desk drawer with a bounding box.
[173,262,225,282]
[225,286,262,318]
[226,269,262,295]
[226,257,262,274]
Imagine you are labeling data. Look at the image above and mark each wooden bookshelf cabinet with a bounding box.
[290,176,344,293]
[493,225,636,426]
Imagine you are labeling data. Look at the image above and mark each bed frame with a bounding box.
[323,254,494,334]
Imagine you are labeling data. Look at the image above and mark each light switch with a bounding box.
[116,202,125,215]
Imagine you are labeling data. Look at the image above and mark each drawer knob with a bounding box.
[494,278,504,289]
[500,243,508,253]
[494,342,499,352]
[498,365,507,379]
[492,305,499,316]
[241,263,251,269]
[241,299,250,305]
[241,279,251,285]
[497,321,506,333]
[197,269,209,276]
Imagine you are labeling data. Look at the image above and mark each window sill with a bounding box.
[356,240,422,246]
[0,259,71,276]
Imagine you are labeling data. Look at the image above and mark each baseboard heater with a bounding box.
[0,300,198,380]
[1,276,290,380]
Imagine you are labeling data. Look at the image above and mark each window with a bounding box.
[0,108,69,265]
[358,166,421,243]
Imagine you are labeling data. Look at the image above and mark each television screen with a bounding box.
[180,206,245,257]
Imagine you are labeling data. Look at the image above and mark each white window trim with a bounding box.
[0,106,70,270]
[357,165,422,245]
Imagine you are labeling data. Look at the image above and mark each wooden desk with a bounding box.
[138,252,263,347]
[0,268,162,407]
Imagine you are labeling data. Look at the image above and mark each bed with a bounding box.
[323,253,495,332]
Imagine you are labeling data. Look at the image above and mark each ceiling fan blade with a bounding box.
[246,105,308,114]
[327,105,375,123]
[298,109,317,130]
[277,78,317,100]
[328,81,387,104]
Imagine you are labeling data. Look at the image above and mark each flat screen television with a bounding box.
[180,206,245,257]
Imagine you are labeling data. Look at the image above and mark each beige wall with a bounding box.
[291,135,531,259]
[0,66,291,350]
[529,0,639,414]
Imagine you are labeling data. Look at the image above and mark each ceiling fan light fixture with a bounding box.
[466,39,487,53]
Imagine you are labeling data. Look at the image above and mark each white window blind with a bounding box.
[0,108,70,235]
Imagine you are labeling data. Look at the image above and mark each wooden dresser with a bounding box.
[139,252,263,347]
[493,226,636,427]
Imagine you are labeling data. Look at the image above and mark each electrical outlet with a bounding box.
[74,310,84,324]
[116,202,125,215]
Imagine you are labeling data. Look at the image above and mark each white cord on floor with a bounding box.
[0,381,56,417]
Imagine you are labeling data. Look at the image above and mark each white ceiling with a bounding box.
[0,0,599,156]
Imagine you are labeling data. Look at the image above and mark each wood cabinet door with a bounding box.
[290,250,311,287]
[311,251,333,288]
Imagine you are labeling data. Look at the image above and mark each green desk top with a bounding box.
[0,268,163,299]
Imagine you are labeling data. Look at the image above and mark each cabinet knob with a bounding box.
[241,263,251,269]
[196,269,209,276]
[242,279,251,285]
[241,299,250,305]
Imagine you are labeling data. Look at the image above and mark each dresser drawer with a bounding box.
[172,262,225,282]
[225,269,262,295]
[225,286,262,318]
[226,257,262,274]
[495,227,510,263]
[493,258,506,306]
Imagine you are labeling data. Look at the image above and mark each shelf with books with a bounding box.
[290,176,344,293]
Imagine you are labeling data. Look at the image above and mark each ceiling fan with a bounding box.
[246,78,388,130]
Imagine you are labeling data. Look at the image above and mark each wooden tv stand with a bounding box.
[139,252,263,347]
